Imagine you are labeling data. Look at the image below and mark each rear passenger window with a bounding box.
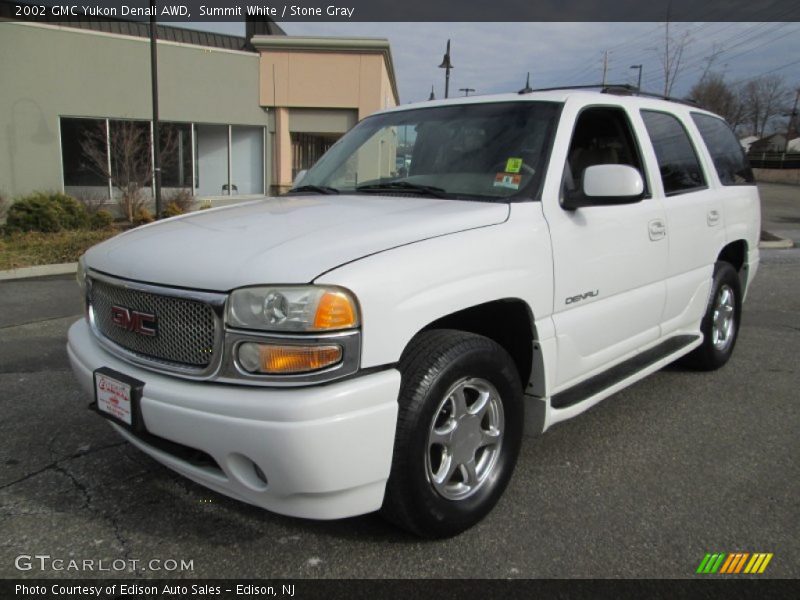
[641,111,706,196]
[691,113,755,185]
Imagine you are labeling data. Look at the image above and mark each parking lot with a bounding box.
[1,185,798,579]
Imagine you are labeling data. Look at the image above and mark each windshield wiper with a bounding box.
[356,181,448,198]
[288,184,340,195]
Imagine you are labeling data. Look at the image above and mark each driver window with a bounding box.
[563,107,645,199]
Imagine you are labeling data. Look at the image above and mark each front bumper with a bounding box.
[67,319,400,520]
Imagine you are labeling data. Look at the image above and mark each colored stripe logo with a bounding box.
[696,552,773,574]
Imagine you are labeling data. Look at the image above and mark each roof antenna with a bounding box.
[518,72,533,94]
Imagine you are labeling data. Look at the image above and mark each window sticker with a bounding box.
[505,158,523,173]
[494,172,522,190]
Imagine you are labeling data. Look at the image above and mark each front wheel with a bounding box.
[681,261,742,370]
[381,330,523,538]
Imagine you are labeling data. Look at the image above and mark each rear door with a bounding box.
[543,102,668,391]
[638,109,725,336]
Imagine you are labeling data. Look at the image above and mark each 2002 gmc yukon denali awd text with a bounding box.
[68,89,760,537]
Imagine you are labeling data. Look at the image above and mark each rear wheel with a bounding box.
[381,330,523,538]
[681,261,742,370]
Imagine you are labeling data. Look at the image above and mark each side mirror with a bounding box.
[293,169,308,187]
[562,164,645,210]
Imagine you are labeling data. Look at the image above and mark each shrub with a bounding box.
[162,202,185,218]
[165,189,194,214]
[90,209,114,230]
[132,208,154,225]
[75,191,108,216]
[6,192,89,233]
[0,191,8,221]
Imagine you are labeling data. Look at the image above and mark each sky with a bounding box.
[179,21,800,104]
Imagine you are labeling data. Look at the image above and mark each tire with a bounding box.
[681,261,742,371]
[381,329,524,538]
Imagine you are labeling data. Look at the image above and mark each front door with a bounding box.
[543,104,668,392]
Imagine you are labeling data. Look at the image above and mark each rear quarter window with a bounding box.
[691,113,755,185]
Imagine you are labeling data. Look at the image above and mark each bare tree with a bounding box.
[659,21,691,97]
[740,75,790,138]
[689,72,744,130]
[81,121,177,222]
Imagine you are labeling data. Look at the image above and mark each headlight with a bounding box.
[76,255,87,293]
[226,286,359,332]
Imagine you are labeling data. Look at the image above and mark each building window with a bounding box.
[61,117,265,199]
[161,122,192,189]
[291,133,340,180]
[231,126,264,195]
[195,124,230,196]
[60,118,107,187]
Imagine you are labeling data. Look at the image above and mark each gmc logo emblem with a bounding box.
[111,305,158,337]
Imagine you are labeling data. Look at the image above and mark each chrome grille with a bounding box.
[89,277,218,370]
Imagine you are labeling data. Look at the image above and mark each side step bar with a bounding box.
[551,335,700,409]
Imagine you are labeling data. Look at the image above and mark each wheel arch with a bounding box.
[412,298,544,395]
[717,238,749,291]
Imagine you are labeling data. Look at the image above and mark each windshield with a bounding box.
[297,101,562,201]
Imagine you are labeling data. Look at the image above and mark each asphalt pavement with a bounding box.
[0,186,798,579]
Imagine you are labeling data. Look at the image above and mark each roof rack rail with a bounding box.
[520,83,699,107]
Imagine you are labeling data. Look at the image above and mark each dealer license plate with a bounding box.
[94,370,135,425]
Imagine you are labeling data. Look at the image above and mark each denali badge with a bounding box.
[111,305,157,337]
[565,290,599,305]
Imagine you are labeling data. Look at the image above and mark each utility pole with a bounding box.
[602,51,609,86]
[149,1,162,218]
[459,87,475,97]
[438,39,454,99]
[630,64,643,92]
[785,88,800,153]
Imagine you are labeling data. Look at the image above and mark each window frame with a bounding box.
[639,109,709,197]
[560,103,651,206]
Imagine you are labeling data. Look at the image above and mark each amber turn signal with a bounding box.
[313,291,358,330]
[238,343,343,374]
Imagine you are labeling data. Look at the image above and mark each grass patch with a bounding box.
[0,228,120,270]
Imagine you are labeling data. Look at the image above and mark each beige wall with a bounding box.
[257,43,398,191]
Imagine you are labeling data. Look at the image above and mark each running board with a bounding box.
[551,335,700,409]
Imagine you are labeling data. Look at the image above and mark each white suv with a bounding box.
[68,88,760,537]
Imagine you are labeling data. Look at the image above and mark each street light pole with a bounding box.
[150,1,162,218]
[630,64,643,92]
[438,39,454,99]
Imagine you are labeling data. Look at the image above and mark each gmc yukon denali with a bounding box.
[68,89,760,537]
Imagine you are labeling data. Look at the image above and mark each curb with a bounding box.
[759,230,795,250]
[0,262,77,281]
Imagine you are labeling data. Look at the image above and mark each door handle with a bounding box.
[707,210,721,227]
[648,219,666,241]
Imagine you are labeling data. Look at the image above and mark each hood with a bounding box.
[85,195,509,290]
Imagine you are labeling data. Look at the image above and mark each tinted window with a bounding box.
[60,118,107,186]
[691,113,755,185]
[641,111,706,196]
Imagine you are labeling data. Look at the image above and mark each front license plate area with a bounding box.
[92,367,144,431]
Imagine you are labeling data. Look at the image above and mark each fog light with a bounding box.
[237,342,343,374]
